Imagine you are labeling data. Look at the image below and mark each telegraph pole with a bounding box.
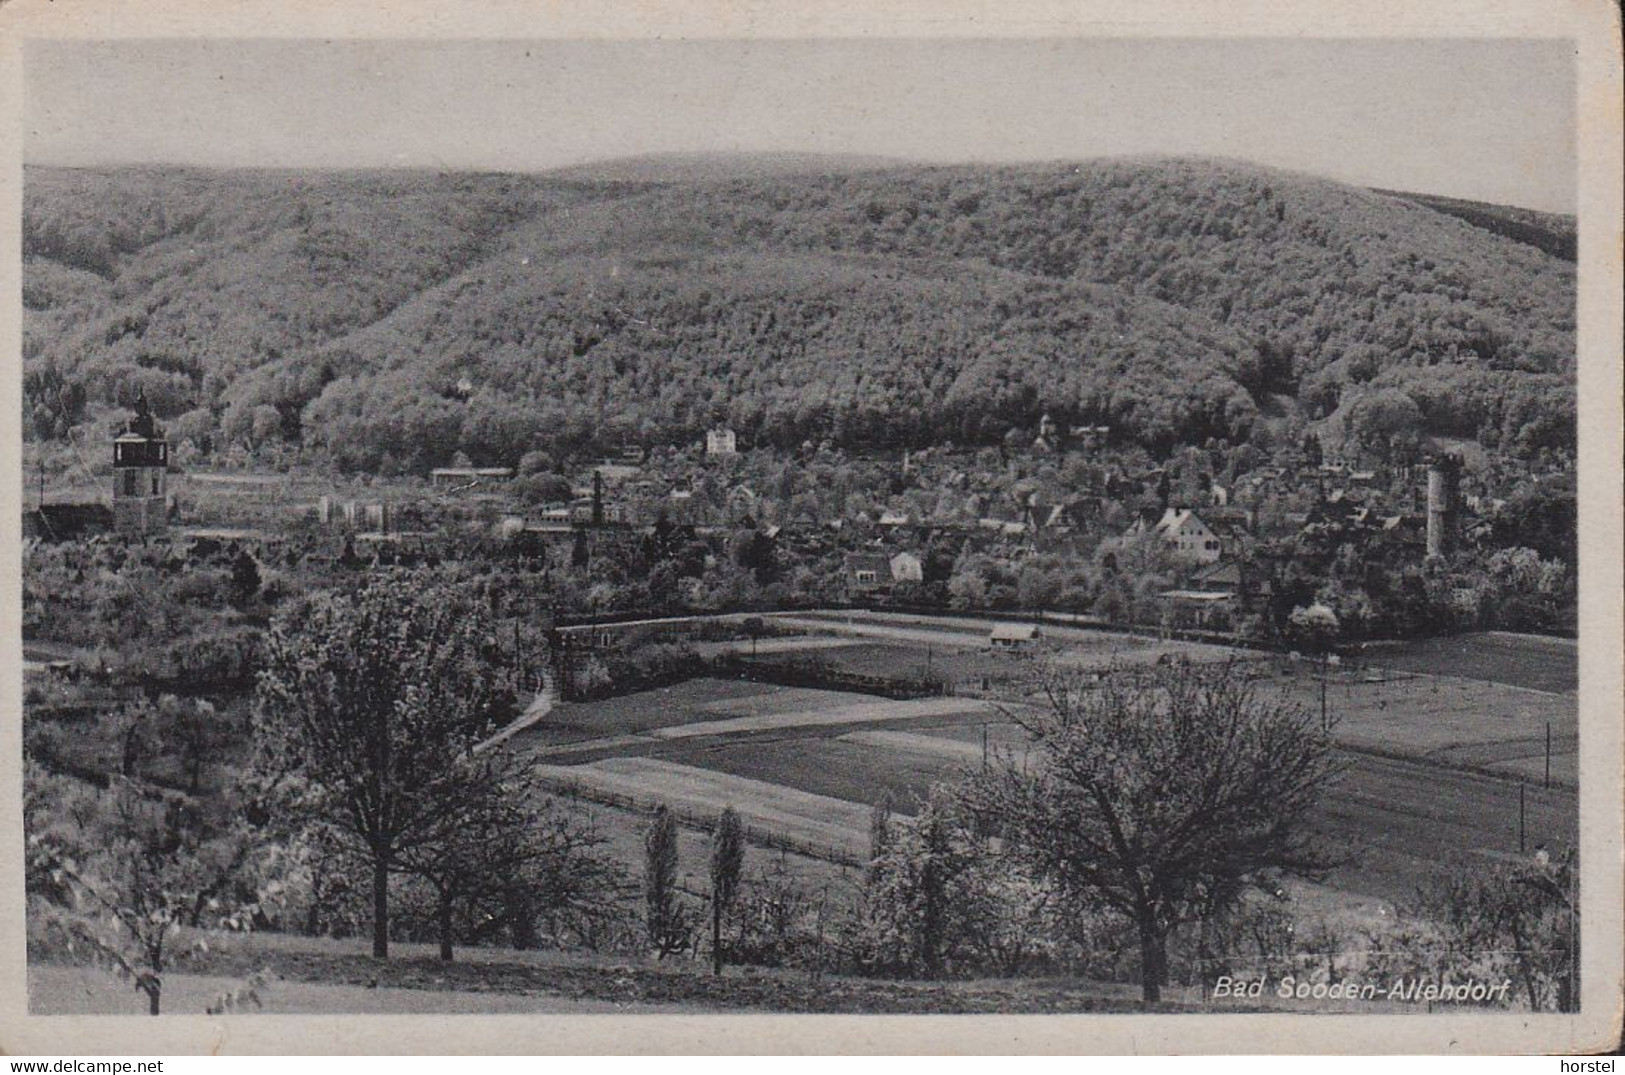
[1544,722,1552,788]
[1518,782,1527,854]
[1320,652,1329,733]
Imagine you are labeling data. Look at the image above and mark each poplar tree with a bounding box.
[644,805,690,959]
[709,806,746,975]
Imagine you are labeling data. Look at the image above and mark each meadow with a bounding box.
[1355,632,1578,694]
[523,624,1580,904]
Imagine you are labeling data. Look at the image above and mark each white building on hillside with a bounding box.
[1134,506,1224,564]
[706,427,738,456]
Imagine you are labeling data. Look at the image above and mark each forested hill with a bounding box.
[22,157,1575,472]
[1371,188,1576,262]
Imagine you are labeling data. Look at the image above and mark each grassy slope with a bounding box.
[29,930,1161,1014]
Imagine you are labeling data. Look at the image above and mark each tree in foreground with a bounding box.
[1375,847,1580,1012]
[644,805,692,959]
[392,752,529,962]
[708,806,746,975]
[25,764,270,1015]
[846,786,991,979]
[971,658,1343,1004]
[253,574,519,959]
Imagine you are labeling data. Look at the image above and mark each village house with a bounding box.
[843,548,927,596]
[1187,558,1273,611]
[844,551,893,595]
[726,484,759,521]
[1126,506,1225,564]
[665,487,697,522]
[1032,413,1062,454]
[1157,589,1236,632]
[705,427,738,456]
[1069,425,1110,451]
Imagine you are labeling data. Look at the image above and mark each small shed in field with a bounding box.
[989,622,1041,649]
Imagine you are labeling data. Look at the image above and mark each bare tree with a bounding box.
[971,659,1343,1004]
[393,752,528,962]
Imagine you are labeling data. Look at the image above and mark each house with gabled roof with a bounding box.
[1126,506,1225,564]
[844,551,893,595]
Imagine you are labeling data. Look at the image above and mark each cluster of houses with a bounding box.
[429,418,1478,636]
[820,448,1468,635]
[32,405,1491,642]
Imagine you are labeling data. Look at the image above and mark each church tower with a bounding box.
[112,391,169,535]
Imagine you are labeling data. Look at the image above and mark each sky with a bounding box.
[24,37,1577,212]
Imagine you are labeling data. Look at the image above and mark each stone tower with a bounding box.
[112,391,169,536]
[1425,453,1462,559]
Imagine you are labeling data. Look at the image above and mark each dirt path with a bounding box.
[477,680,559,753]
[525,692,1012,760]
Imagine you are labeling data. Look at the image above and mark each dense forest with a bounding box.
[23,157,1575,472]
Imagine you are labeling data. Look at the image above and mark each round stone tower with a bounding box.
[1425,453,1462,559]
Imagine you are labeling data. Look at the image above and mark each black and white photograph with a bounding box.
[3,0,1620,1056]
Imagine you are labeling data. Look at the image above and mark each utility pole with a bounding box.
[1320,652,1329,733]
[1545,722,1552,788]
[1518,782,1526,854]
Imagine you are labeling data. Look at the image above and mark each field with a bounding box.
[524,678,1006,762]
[521,616,1580,909]
[1355,632,1577,694]
[1265,668,1577,786]
[526,679,852,745]
[658,736,975,815]
[774,611,1241,677]
[535,757,877,861]
[626,729,1578,900]
[576,800,853,895]
[765,639,1032,688]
